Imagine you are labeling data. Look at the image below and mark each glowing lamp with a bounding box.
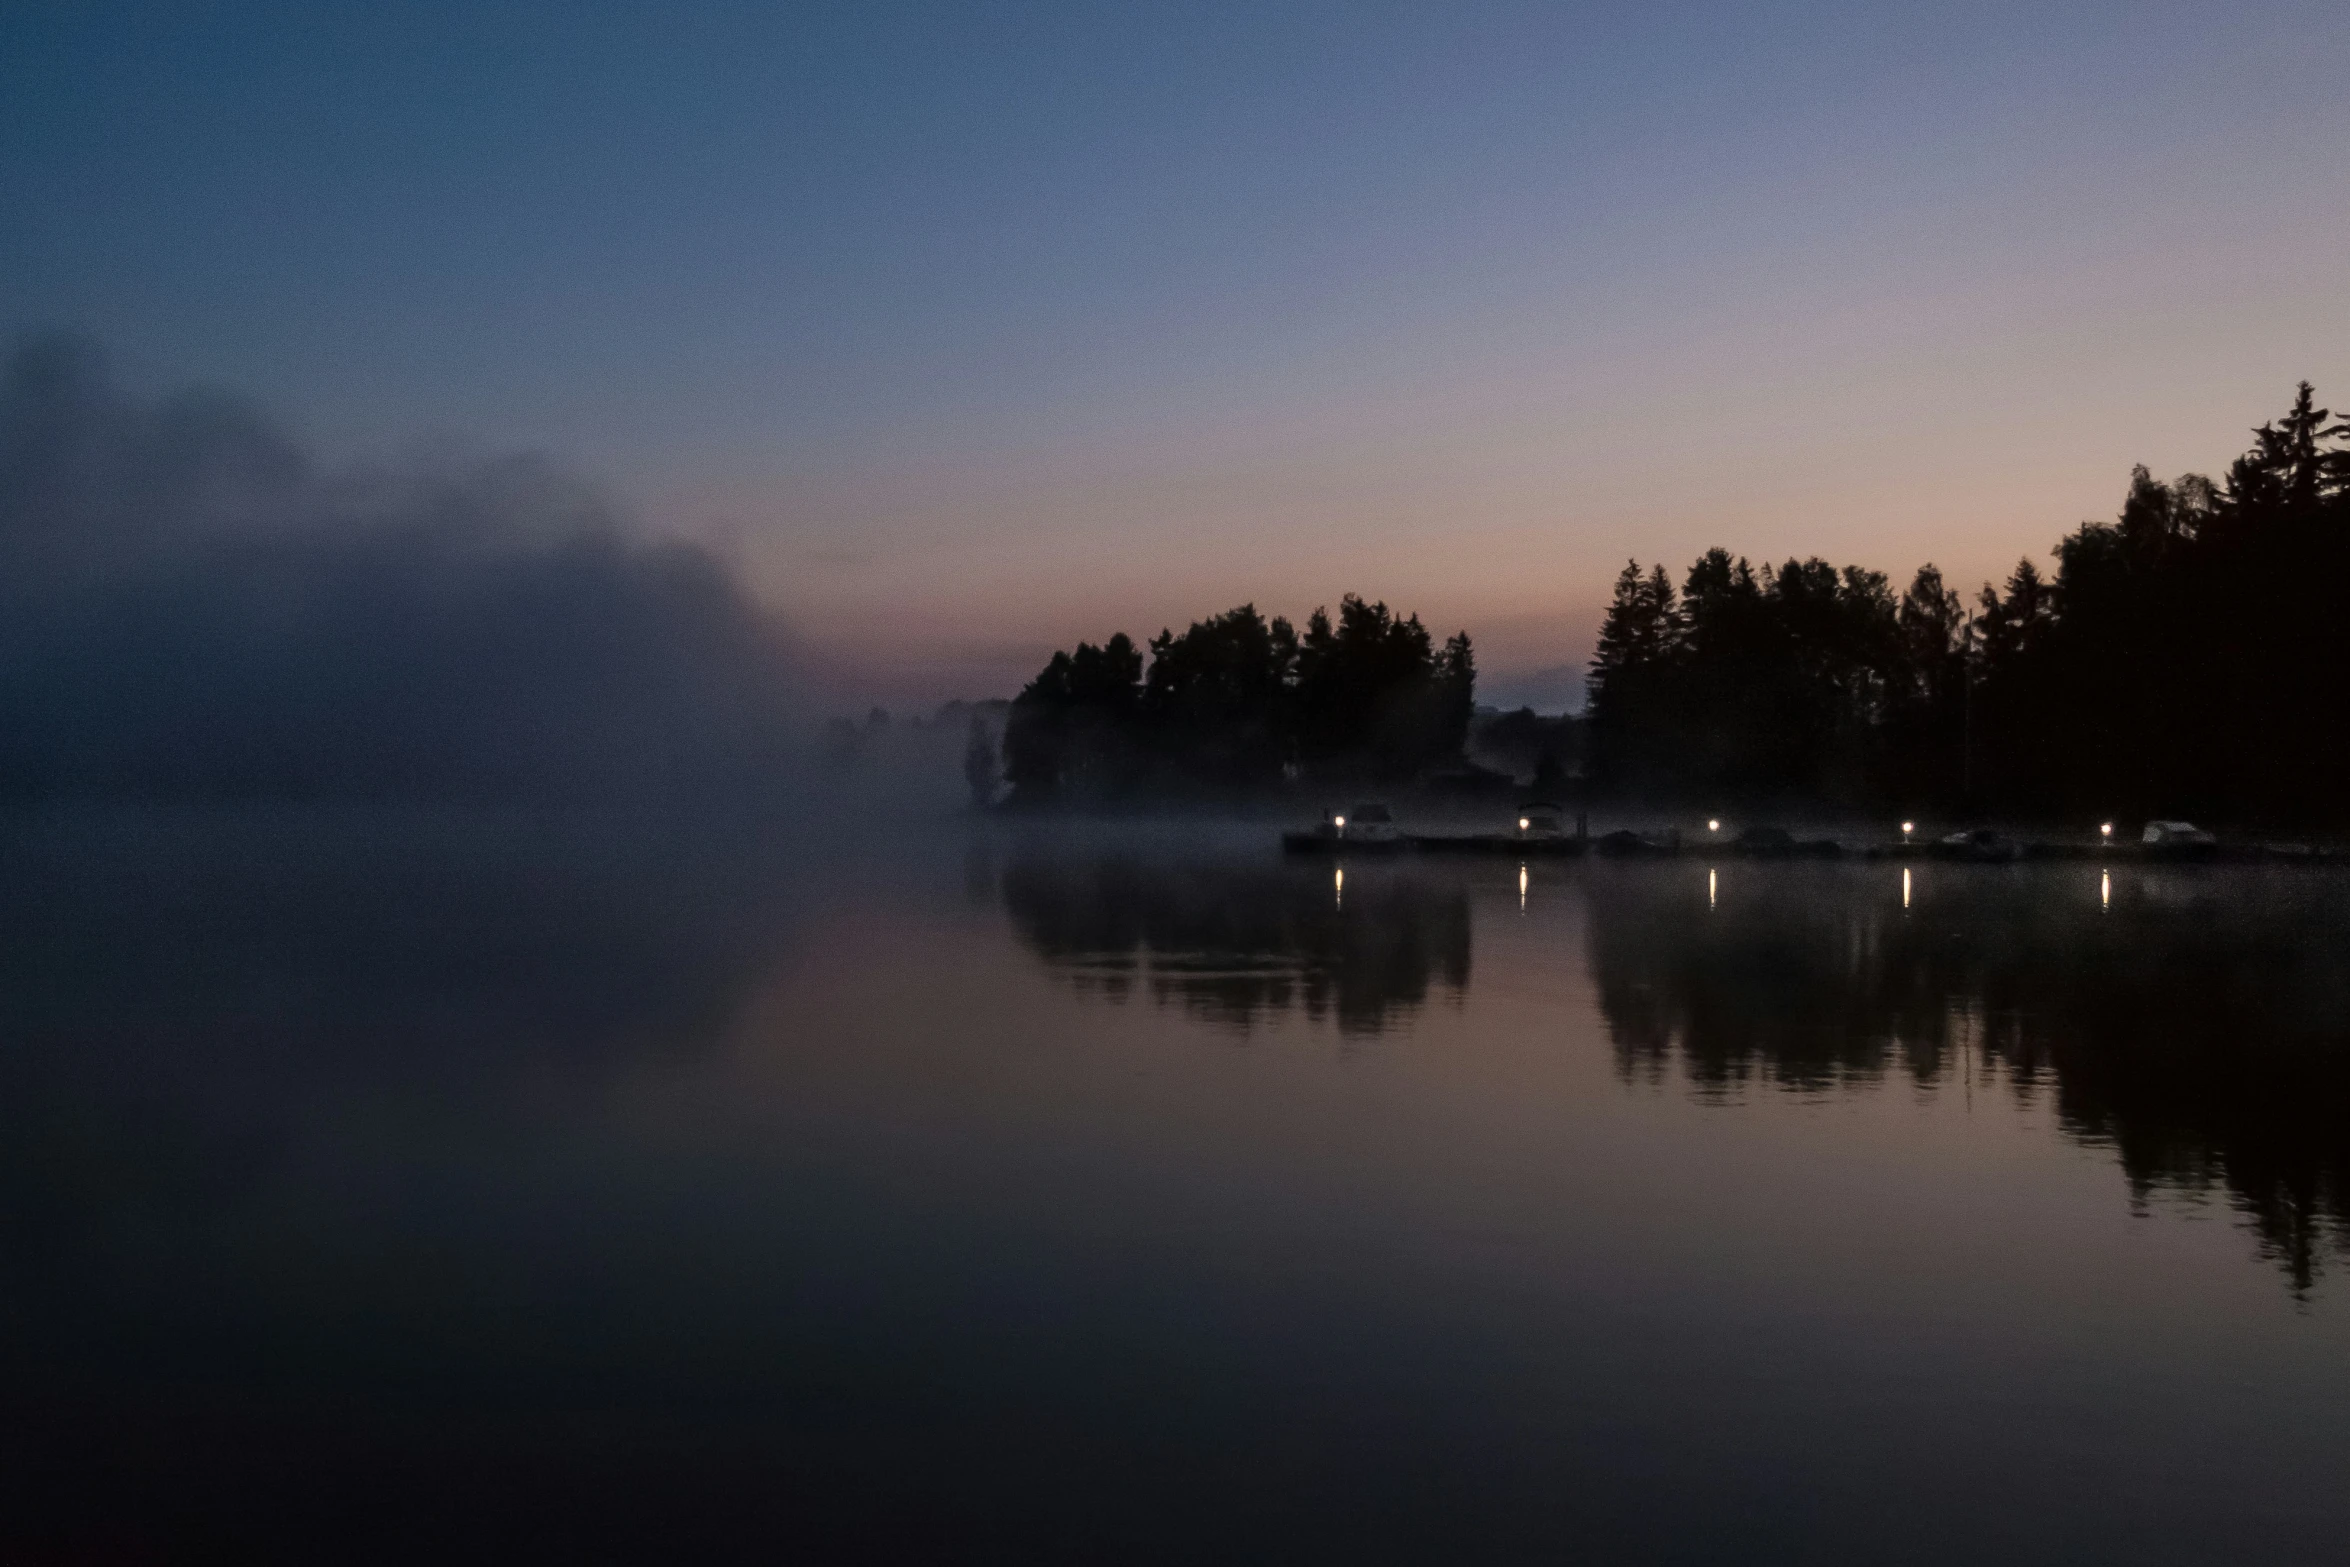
[1333,815,1346,829]
[1519,817,1530,830]
[1707,819,1720,833]
[2100,822,2113,838]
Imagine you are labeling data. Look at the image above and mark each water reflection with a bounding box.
[3,817,2346,1559]
[1586,864,2350,1290]
[0,806,830,1561]
[999,851,1470,1033]
[1000,850,2350,1292]
[0,806,803,1260]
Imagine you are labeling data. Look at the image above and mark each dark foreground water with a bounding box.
[4,809,2347,1564]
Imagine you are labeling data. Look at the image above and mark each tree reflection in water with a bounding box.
[1000,853,1469,1034]
[1004,852,2350,1291]
[1586,864,2350,1292]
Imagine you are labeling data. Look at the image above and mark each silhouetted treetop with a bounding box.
[1586,382,2350,821]
[1002,597,1474,803]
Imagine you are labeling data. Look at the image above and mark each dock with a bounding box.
[1282,831,2339,863]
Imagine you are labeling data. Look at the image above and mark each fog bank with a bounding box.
[0,335,805,802]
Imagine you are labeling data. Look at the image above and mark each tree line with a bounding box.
[1589,382,2350,823]
[1000,596,1475,802]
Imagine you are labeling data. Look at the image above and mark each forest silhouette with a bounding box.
[1002,383,2349,822]
[1001,597,1475,803]
[1589,382,2350,823]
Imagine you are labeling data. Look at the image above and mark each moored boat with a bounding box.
[1282,803,1410,854]
[1410,799,1590,855]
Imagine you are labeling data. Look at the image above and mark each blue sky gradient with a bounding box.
[8,1,2348,703]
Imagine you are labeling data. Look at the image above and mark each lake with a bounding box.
[3,808,2346,1563]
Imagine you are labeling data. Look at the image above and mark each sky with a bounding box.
[7,1,2349,710]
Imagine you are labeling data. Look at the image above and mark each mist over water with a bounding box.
[13,0,2350,1546]
[7,807,2346,1563]
[4,337,2347,1563]
[0,335,810,802]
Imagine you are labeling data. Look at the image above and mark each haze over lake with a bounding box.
[7,808,2344,1563]
[12,3,2350,1559]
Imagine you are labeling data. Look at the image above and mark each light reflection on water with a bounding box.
[1004,850,2350,1293]
[4,811,2348,1563]
[999,848,1470,1033]
[1001,849,2350,1292]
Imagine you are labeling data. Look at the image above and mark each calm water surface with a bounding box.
[4,810,2347,1563]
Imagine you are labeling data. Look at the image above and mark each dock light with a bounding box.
[1333,815,1345,830]
[2100,822,2113,839]
[1901,820,1914,839]
[1519,817,1530,831]
[1707,818,1720,833]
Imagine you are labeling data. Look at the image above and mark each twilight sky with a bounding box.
[7,1,2348,709]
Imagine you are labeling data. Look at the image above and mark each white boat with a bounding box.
[1515,801,1567,840]
[1282,802,1405,854]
